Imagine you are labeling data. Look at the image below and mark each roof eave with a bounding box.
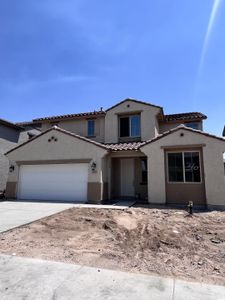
[139,125,225,148]
[106,98,163,112]
[5,126,109,156]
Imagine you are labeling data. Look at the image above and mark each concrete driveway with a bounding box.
[0,201,77,233]
[0,255,225,300]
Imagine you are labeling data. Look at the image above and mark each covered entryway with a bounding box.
[17,163,88,202]
[110,156,148,200]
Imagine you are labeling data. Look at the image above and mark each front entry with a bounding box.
[120,158,135,197]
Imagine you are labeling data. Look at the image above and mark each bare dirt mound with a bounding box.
[0,207,225,285]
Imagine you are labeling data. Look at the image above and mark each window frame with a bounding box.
[166,150,202,184]
[119,114,141,138]
[87,119,95,137]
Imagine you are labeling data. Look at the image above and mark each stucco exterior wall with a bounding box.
[105,100,161,143]
[41,117,105,143]
[141,128,225,207]
[0,125,21,191]
[0,125,20,143]
[0,139,17,191]
[6,129,108,202]
[159,121,203,134]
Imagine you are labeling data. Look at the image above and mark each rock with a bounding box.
[210,239,222,244]
[160,240,172,246]
[195,234,201,241]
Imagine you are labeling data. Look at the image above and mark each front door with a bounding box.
[120,158,135,197]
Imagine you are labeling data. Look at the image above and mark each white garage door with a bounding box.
[17,164,88,202]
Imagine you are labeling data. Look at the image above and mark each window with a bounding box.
[141,158,148,183]
[185,122,199,130]
[167,151,201,183]
[184,152,201,182]
[87,120,95,136]
[119,115,140,138]
[168,153,184,182]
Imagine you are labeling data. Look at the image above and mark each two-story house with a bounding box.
[5,98,225,209]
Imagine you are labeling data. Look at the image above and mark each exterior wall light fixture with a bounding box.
[91,162,97,172]
[9,165,15,172]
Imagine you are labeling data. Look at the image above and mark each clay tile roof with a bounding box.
[104,141,145,151]
[16,121,40,126]
[33,110,106,122]
[161,112,207,122]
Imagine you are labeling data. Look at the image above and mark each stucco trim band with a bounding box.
[161,144,206,149]
[16,159,91,165]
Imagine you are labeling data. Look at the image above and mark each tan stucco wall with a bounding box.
[41,117,105,143]
[105,100,161,143]
[6,129,108,201]
[159,121,203,134]
[141,129,225,207]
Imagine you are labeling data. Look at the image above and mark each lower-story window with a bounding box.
[167,151,201,183]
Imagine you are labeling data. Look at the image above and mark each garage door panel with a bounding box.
[18,164,88,202]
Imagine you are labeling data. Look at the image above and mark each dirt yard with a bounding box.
[0,207,225,285]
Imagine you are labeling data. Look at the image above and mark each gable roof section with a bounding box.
[106,98,163,112]
[5,126,109,155]
[33,110,106,122]
[159,112,207,122]
[0,118,23,130]
[139,125,225,148]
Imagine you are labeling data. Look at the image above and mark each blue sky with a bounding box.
[0,0,224,135]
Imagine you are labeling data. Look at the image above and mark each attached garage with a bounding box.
[17,163,88,202]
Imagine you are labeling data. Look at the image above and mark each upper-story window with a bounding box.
[185,122,199,130]
[87,119,95,137]
[119,115,141,138]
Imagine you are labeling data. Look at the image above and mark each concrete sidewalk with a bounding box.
[0,255,224,300]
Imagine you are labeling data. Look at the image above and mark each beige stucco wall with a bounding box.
[141,128,225,207]
[105,100,161,143]
[41,117,105,143]
[159,121,203,134]
[6,129,108,202]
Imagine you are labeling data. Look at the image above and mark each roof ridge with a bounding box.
[106,98,163,112]
[139,125,225,148]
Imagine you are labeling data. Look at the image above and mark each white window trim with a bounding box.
[119,115,141,138]
[166,150,202,184]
